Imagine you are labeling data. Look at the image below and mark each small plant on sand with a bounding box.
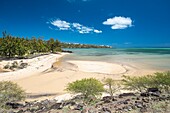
[122,71,170,93]
[0,81,26,109]
[153,71,170,93]
[66,78,104,101]
[103,78,121,98]
[122,75,153,92]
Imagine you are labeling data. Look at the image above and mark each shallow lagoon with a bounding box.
[63,48,170,71]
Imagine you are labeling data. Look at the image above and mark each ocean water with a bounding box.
[63,48,170,71]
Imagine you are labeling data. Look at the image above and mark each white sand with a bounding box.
[0,53,68,81]
[67,60,127,74]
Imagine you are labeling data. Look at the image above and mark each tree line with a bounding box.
[0,32,61,58]
[0,32,112,58]
[61,43,112,48]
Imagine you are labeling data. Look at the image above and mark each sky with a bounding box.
[0,0,170,47]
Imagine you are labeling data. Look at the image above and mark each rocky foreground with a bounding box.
[2,89,170,113]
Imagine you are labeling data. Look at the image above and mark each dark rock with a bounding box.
[102,107,111,113]
[150,92,160,97]
[126,99,131,101]
[63,101,76,106]
[119,93,136,97]
[113,98,117,101]
[123,101,128,104]
[140,92,149,97]
[19,63,28,69]
[142,98,149,103]
[136,97,140,100]
[147,88,160,93]
[116,108,122,111]
[50,103,62,109]
[62,50,73,53]
[6,102,23,109]
[102,96,112,103]
[118,95,123,98]
[74,104,83,110]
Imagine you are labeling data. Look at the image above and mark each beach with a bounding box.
[0,53,68,81]
[0,48,168,101]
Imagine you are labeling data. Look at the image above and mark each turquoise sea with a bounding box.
[63,48,170,71]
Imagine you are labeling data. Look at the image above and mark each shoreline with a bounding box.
[0,53,164,101]
[0,53,68,81]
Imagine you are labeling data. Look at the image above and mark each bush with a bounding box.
[122,71,170,93]
[122,75,153,92]
[103,78,121,98]
[0,81,26,108]
[66,78,104,99]
[153,72,170,93]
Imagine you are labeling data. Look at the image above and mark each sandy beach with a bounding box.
[0,53,68,81]
[0,53,161,101]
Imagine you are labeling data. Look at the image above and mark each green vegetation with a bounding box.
[61,42,112,48]
[66,71,170,98]
[0,32,112,58]
[103,78,121,98]
[66,78,104,99]
[0,81,26,109]
[122,71,170,93]
[0,32,62,58]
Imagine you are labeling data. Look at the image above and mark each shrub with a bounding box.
[103,78,121,98]
[153,71,170,93]
[122,75,154,92]
[122,71,170,93]
[66,78,104,99]
[0,81,26,108]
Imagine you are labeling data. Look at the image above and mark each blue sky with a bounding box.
[0,0,170,47]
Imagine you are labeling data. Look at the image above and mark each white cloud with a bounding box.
[94,29,102,33]
[103,16,133,30]
[49,19,102,34]
[111,24,127,29]
[78,26,93,34]
[51,19,70,30]
[72,23,82,30]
